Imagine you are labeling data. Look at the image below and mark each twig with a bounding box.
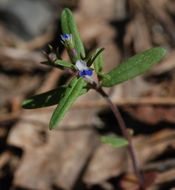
[73,97,175,109]
[142,159,175,172]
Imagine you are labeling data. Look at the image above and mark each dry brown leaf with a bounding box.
[8,119,97,190]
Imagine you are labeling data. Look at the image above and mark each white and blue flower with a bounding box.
[60,33,75,53]
[75,60,93,78]
[61,34,72,42]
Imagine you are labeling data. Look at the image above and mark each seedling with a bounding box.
[22,8,166,189]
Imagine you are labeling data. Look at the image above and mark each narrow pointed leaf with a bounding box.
[22,86,67,109]
[54,59,75,69]
[101,136,128,148]
[49,77,87,130]
[91,48,104,65]
[42,59,75,69]
[93,48,104,74]
[61,8,85,58]
[101,47,166,87]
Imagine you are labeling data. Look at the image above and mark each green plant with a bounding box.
[22,8,166,189]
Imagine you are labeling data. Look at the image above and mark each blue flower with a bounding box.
[75,60,93,77]
[61,34,72,42]
[79,70,93,77]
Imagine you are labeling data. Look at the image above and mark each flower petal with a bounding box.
[79,70,86,77]
[79,69,93,77]
[75,60,88,71]
[85,69,93,76]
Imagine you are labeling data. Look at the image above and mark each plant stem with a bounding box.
[94,84,145,189]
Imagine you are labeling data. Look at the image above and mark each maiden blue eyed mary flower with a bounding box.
[75,60,93,79]
[61,34,72,42]
[60,34,74,48]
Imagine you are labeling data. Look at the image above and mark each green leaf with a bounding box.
[49,77,87,130]
[101,47,167,87]
[101,136,128,148]
[61,8,85,58]
[22,86,67,109]
[54,59,75,69]
[42,59,75,69]
[93,48,104,74]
